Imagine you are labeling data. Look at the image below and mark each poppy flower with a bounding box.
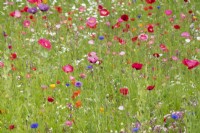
[27,7,38,14]
[75,100,82,108]
[47,96,54,102]
[10,53,17,60]
[160,44,169,52]
[181,32,190,38]
[9,10,21,18]
[146,0,156,4]
[121,14,129,21]
[20,6,29,12]
[153,53,160,58]
[72,90,81,99]
[75,81,82,87]
[27,0,42,5]
[120,88,129,96]
[147,25,154,33]
[30,123,38,129]
[65,121,73,126]
[138,33,148,41]
[86,17,97,28]
[38,38,52,50]
[132,63,143,70]
[99,9,110,16]
[55,6,62,13]
[132,36,138,42]
[9,125,15,130]
[62,64,74,73]
[147,85,155,90]
[0,61,4,68]
[182,59,199,69]
[38,4,49,12]
[112,22,121,29]
[88,52,99,63]
[174,25,180,29]
[165,10,172,16]
[23,20,30,28]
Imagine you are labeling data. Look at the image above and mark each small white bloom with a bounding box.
[185,39,191,43]
[118,105,124,110]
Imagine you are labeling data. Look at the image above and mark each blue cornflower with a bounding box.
[87,65,93,69]
[132,127,139,132]
[99,36,104,40]
[31,123,38,129]
[137,15,141,18]
[157,6,161,9]
[171,114,179,120]
[66,83,70,87]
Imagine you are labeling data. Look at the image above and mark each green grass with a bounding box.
[0,0,200,132]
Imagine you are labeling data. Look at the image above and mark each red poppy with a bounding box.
[9,125,15,130]
[120,88,129,96]
[48,96,54,102]
[10,53,17,60]
[160,44,169,52]
[146,0,156,4]
[98,5,103,10]
[72,90,81,99]
[132,63,143,70]
[148,6,153,10]
[55,6,62,13]
[99,9,110,16]
[182,59,199,69]
[112,22,120,29]
[174,25,180,29]
[147,85,155,90]
[147,25,154,33]
[153,53,160,58]
[132,36,138,42]
[121,14,129,21]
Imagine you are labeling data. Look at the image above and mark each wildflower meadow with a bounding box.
[0,0,200,132]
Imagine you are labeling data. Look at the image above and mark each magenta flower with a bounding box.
[181,32,190,38]
[0,61,4,68]
[87,52,99,63]
[62,65,74,73]
[182,59,199,69]
[86,17,97,28]
[65,121,73,126]
[23,20,30,28]
[165,10,172,16]
[38,38,52,50]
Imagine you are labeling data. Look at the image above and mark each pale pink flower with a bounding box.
[172,56,178,61]
[138,33,148,41]
[181,32,190,38]
[180,13,186,19]
[65,121,73,126]
[0,61,4,68]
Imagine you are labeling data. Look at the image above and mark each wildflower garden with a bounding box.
[0,0,200,132]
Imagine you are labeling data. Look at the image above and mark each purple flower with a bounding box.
[75,81,82,87]
[132,127,139,132]
[27,7,38,14]
[38,4,49,12]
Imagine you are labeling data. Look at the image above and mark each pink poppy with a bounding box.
[79,6,86,12]
[181,32,190,38]
[182,59,199,69]
[99,9,110,16]
[23,20,30,28]
[27,0,42,5]
[138,33,148,41]
[62,65,74,73]
[0,61,4,68]
[9,10,21,18]
[38,38,52,50]
[86,17,97,28]
[65,121,73,126]
[160,44,169,52]
[165,10,172,16]
[88,52,99,63]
